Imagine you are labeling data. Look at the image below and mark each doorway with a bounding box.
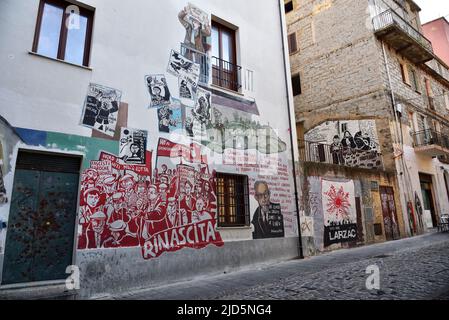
[379,186,400,241]
[2,151,81,285]
[419,173,437,228]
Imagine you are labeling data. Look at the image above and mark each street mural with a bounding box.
[78,137,224,259]
[252,181,285,239]
[322,179,358,247]
[119,128,148,165]
[305,120,382,169]
[80,83,122,137]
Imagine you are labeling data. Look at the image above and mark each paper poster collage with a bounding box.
[76,3,226,259]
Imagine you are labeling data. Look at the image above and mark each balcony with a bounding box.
[412,130,449,156]
[298,140,383,170]
[212,56,242,92]
[373,9,434,64]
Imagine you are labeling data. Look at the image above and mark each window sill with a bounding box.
[28,51,92,71]
[210,84,245,97]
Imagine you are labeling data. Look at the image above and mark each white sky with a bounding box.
[414,0,449,24]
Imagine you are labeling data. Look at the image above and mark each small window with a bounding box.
[444,91,449,110]
[341,123,348,133]
[291,73,301,96]
[409,69,421,93]
[400,63,408,84]
[32,0,94,67]
[216,173,250,227]
[288,32,298,54]
[285,1,294,14]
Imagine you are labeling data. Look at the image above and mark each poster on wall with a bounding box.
[80,83,122,137]
[252,181,285,239]
[158,102,182,134]
[145,75,171,108]
[119,128,148,165]
[179,74,197,104]
[178,3,211,54]
[167,50,200,84]
[322,179,358,246]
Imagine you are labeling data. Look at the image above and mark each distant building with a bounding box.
[423,17,449,66]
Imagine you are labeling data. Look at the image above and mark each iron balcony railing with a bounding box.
[298,140,382,167]
[412,129,449,149]
[181,43,209,84]
[212,56,242,92]
[372,9,433,53]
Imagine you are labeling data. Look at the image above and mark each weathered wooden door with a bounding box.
[379,186,400,241]
[2,152,80,285]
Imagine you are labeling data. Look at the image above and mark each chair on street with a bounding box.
[437,214,449,232]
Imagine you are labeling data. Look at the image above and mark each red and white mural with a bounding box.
[321,179,357,247]
[77,138,223,259]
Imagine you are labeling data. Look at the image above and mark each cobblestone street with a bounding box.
[112,232,449,300]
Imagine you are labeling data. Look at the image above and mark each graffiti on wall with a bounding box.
[322,179,358,246]
[252,181,285,239]
[119,128,148,165]
[305,120,382,169]
[80,84,122,137]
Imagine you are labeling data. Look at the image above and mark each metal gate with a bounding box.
[2,151,80,285]
[379,186,400,241]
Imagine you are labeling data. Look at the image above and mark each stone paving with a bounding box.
[112,232,449,300]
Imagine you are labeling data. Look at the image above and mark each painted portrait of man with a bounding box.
[251,181,285,239]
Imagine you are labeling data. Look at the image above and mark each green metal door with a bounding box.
[2,152,80,285]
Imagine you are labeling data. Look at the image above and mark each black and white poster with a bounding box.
[167,50,200,84]
[119,128,148,165]
[192,87,211,126]
[179,74,197,104]
[145,74,171,108]
[80,83,122,137]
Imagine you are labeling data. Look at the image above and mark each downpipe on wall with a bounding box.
[381,40,416,237]
[278,0,304,259]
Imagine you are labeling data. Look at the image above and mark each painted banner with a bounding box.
[80,83,122,137]
[156,137,207,164]
[99,151,152,177]
[145,74,171,108]
[119,128,148,165]
[322,179,357,246]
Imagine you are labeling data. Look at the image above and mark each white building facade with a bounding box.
[0,0,301,299]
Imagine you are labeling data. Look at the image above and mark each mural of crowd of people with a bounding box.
[78,138,223,259]
[305,120,382,169]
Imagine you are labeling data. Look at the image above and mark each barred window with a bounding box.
[216,173,250,227]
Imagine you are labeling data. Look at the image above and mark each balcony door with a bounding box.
[212,21,238,91]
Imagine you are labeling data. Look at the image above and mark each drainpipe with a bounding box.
[381,41,415,236]
[278,0,304,259]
